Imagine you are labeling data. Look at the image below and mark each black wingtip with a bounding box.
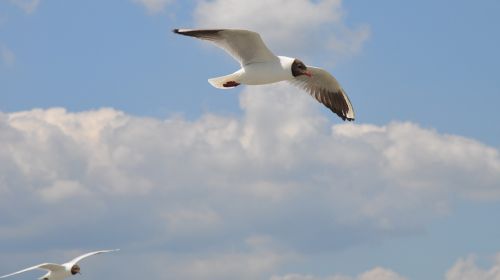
[172,28,180,34]
[335,112,355,122]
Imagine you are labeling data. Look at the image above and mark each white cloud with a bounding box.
[446,254,500,280]
[1,44,15,66]
[0,85,499,250]
[133,0,174,14]
[0,85,500,280]
[9,0,40,14]
[271,267,408,280]
[357,268,408,280]
[193,0,370,59]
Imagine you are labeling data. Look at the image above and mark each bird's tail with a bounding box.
[208,71,242,89]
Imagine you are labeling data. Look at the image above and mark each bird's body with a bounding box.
[173,28,355,121]
[0,250,119,280]
[210,56,295,87]
[37,265,69,280]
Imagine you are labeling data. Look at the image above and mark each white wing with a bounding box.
[66,249,119,266]
[173,28,278,66]
[0,263,65,279]
[290,66,355,121]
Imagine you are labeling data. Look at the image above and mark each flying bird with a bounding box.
[0,249,119,280]
[173,28,355,121]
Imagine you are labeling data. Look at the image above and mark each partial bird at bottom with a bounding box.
[0,249,119,280]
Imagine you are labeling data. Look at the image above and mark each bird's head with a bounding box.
[70,265,81,275]
[291,59,312,78]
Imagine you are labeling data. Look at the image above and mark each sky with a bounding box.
[0,0,499,280]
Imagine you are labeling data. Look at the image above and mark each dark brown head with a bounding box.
[291,59,312,78]
[70,264,80,275]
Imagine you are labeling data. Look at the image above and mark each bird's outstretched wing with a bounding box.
[66,249,119,266]
[173,28,278,66]
[0,263,65,278]
[290,66,355,121]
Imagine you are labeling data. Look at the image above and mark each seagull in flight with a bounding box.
[173,28,355,121]
[0,249,119,280]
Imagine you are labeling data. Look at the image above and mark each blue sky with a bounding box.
[1,1,500,280]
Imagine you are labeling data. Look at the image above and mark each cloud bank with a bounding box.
[0,84,499,279]
[1,84,499,242]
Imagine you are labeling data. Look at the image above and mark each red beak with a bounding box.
[304,71,312,77]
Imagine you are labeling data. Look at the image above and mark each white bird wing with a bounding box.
[173,28,278,66]
[0,263,65,279]
[290,66,355,121]
[66,249,119,266]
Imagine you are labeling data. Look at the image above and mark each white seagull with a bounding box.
[0,249,119,280]
[173,28,355,121]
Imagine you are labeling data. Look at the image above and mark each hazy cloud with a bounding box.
[9,0,40,13]
[446,254,500,280]
[1,44,15,66]
[193,0,370,59]
[133,0,174,14]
